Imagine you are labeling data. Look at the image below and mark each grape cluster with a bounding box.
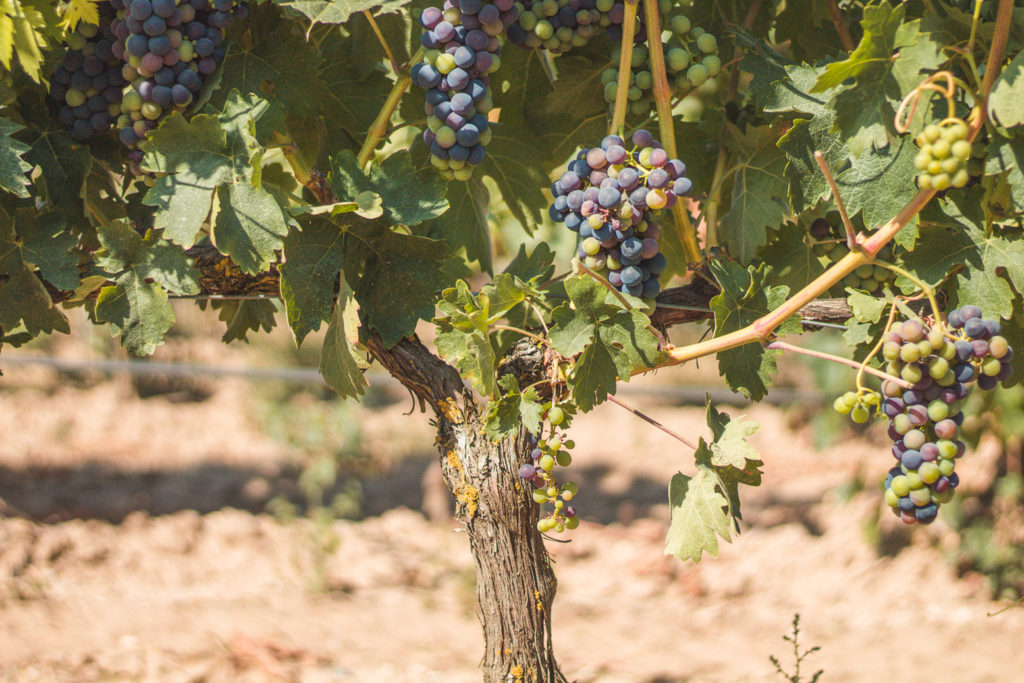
[505,0,611,52]
[601,15,720,118]
[112,0,248,162]
[413,0,512,180]
[874,309,1012,525]
[518,404,580,533]
[548,129,692,298]
[48,8,127,141]
[809,218,896,295]
[833,389,880,424]
[913,119,971,191]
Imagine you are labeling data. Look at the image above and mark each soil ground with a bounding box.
[2,312,1023,682]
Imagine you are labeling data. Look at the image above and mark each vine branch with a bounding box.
[609,0,639,136]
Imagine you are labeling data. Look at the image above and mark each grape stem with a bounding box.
[825,0,856,53]
[964,0,985,88]
[854,297,901,393]
[641,0,702,265]
[872,259,944,325]
[767,340,913,389]
[575,259,634,311]
[491,324,549,345]
[363,10,400,75]
[813,150,857,250]
[606,394,697,449]
[609,0,639,137]
[356,46,424,168]
[706,0,762,252]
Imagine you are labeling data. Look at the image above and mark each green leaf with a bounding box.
[710,417,761,470]
[273,0,408,29]
[330,150,448,227]
[0,117,31,197]
[0,206,69,337]
[319,282,370,399]
[6,207,79,290]
[214,180,290,274]
[343,223,469,347]
[214,17,326,118]
[710,260,797,401]
[847,288,888,323]
[568,338,619,412]
[836,137,920,242]
[213,299,278,343]
[93,221,200,355]
[757,225,826,294]
[719,125,791,263]
[665,468,732,562]
[22,125,91,212]
[279,216,345,345]
[415,172,492,272]
[987,48,1024,129]
[484,374,544,440]
[503,242,556,285]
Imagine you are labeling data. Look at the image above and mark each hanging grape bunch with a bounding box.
[113,0,249,165]
[48,6,127,141]
[808,218,896,295]
[548,129,691,298]
[835,308,1013,525]
[518,404,580,533]
[602,13,719,118]
[413,0,516,180]
[505,0,608,52]
[913,118,972,191]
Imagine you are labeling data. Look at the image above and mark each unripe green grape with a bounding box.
[932,173,951,191]
[851,405,870,423]
[938,458,955,476]
[946,120,968,140]
[932,139,951,159]
[927,160,942,175]
[676,94,703,122]
[928,400,950,422]
[635,70,653,90]
[703,55,721,76]
[671,14,691,34]
[936,439,958,459]
[627,85,642,101]
[905,471,924,489]
[584,255,605,270]
[548,436,562,450]
[533,489,548,504]
[990,336,1010,358]
[697,76,719,95]
[537,518,555,532]
[535,19,554,39]
[901,363,923,384]
[891,475,911,496]
[917,174,933,190]
[539,454,555,472]
[581,237,602,255]
[905,429,927,450]
[952,139,972,160]
[981,356,1002,376]
[919,461,941,484]
[556,451,572,467]
[914,151,931,171]
[565,516,580,529]
[667,47,690,72]
[928,356,950,379]
[686,63,709,86]
[900,344,921,363]
[933,488,955,504]
[883,341,902,360]
[923,123,942,142]
[909,488,932,505]
[430,155,449,170]
[885,488,900,508]
[951,168,970,188]
[696,32,717,53]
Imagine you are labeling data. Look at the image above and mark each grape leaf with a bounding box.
[757,225,826,294]
[988,50,1024,129]
[272,0,408,29]
[319,281,370,399]
[0,205,70,337]
[279,215,345,345]
[330,150,448,227]
[0,117,30,197]
[847,288,888,323]
[213,299,278,343]
[710,260,798,401]
[22,124,91,212]
[568,338,619,412]
[415,171,492,272]
[709,416,761,470]
[484,374,544,440]
[5,206,79,290]
[718,124,791,263]
[342,222,469,347]
[434,280,499,397]
[503,242,555,286]
[214,15,326,118]
[665,468,732,562]
[835,137,920,247]
[93,222,201,356]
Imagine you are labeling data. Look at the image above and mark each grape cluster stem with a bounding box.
[357,46,424,168]
[608,0,638,136]
[767,340,914,390]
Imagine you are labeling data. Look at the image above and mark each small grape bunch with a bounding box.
[913,118,971,191]
[518,404,580,533]
[601,15,720,118]
[833,389,880,424]
[808,218,896,295]
[877,310,1012,525]
[505,0,606,52]
[548,129,693,298]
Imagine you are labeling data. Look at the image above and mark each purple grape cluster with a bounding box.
[413,0,514,180]
[879,308,1012,525]
[48,7,127,141]
[548,129,692,298]
[111,0,248,164]
[505,0,618,52]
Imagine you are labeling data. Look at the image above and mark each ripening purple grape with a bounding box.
[673,177,693,196]
[617,167,639,190]
[434,21,456,42]
[960,305,982,321]
[586,147,607,169]
[605,145,627,164]
[560,171,581,193]
[465,28,488,50]
[907,404,930,426]
[964,317,987,338]
[450,92,473,115]
[597,186,621,209]
[647,168,669,189]
[934,419,958,439]
[648,148,668,167]
[519,463,537,479]
[631,129,654,147]
[640,238,659,259]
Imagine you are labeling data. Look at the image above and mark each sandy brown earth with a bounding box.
[2,337,1024,682]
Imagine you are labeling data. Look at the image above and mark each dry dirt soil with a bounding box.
[2,337,1023,682]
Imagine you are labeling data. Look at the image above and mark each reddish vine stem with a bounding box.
[767,340,913,389]
[813,150,856,249]
[606,394,697,449]
[826,0,856,53]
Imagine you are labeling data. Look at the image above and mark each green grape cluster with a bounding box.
[809,218,896,295]
[601,13,720,118]
[517,404,580,533]
[913,119,971,191]
[833,389,881,424]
